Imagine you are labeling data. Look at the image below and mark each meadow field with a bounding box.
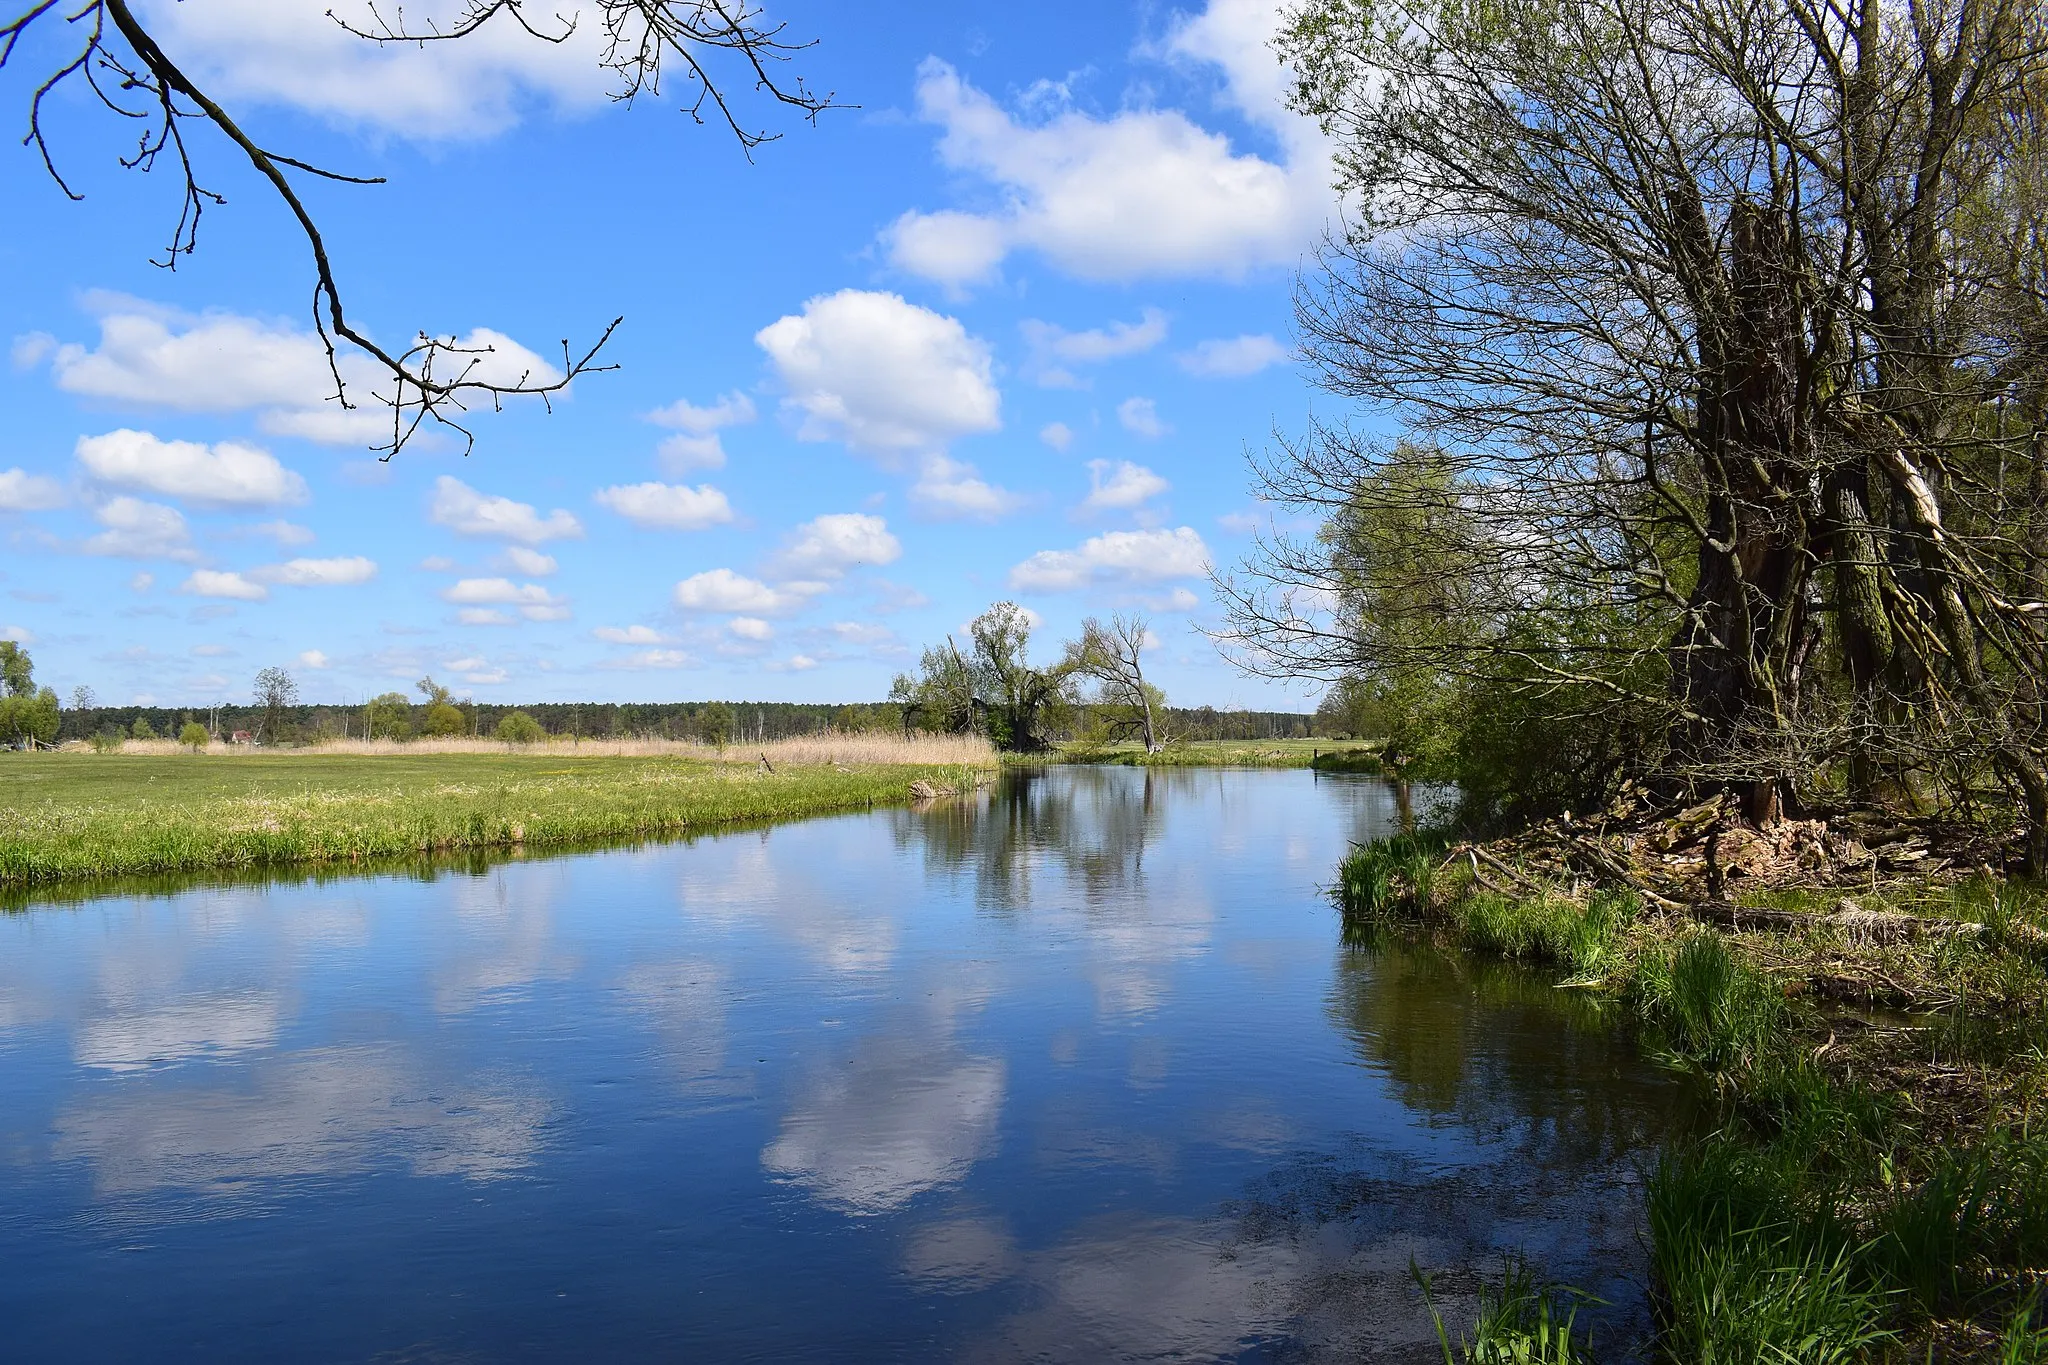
[0,733,994,890]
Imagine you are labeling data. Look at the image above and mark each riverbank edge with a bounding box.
[0,760,994,893]
[1022,740,1385,770]
[1337,832,2048,1362]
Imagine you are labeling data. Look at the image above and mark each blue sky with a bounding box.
[0,0,1348,710]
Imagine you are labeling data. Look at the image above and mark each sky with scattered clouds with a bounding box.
[0,0,1354,707]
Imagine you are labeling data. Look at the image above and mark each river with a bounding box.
[0,767,1686,1362]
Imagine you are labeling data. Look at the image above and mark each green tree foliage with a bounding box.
[252,667,299,744]
[1228,0,2048,849]
[894,603,1075,752]
[0,643,60,749]
[179,721,209,751]
[697,701,735,748]
[416,676,469,737]
[131,716,156,740]
[365,692,413,741]
[496,711,547,745]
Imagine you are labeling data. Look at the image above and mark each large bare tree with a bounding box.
[1,1,834,453]
[1221,0,2048,860]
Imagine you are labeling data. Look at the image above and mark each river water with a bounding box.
[0,767,1685,1362]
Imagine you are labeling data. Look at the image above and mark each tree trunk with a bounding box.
[1667,203,1811,805]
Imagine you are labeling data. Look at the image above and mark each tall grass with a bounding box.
[1416,1261,1596,1365]
[1338,829,2048,1360]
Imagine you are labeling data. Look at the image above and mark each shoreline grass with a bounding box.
[1338,833,2048,1362]
[0,746,992,893]
[1047,737,1381,769]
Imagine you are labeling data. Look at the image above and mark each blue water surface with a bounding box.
[0,767,1683,1362]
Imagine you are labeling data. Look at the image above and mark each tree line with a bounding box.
[17,645,1311,750]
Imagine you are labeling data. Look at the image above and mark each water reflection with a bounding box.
[0,768,1683,1364]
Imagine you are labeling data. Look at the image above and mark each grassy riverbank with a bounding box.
[1051,737,1381,769]
[0,738,992,891]
[1340,835,2048,1362]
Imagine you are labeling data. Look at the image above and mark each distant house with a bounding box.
[229,730,254,746]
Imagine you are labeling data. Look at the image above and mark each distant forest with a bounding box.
[58,700,1317,745]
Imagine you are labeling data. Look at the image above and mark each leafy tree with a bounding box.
[697,702,735,748]
[1226,0,2048,856]
[496,711,547,745]
[895,603,1075,752]
[365,693,413,741]
[131,717,156,740]
[0,641,31,697]
[253,667,299,744]
[0,643,59,749]
[178,721,209,752]
[1064,614,1164,751]
[416,677,469,737]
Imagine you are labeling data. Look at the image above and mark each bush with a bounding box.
[178,722,210,751]
[422,701,468,737]
[89,725,124,753]
[496,711,546,745]
[130,716,157,740]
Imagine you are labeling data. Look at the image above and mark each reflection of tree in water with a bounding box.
[892,767,1180,912]
[1328,943,1695,1168]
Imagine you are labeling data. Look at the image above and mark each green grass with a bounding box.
[1049,737,1379,768]
[0,752,988,891]
[1336,833,2048,1361]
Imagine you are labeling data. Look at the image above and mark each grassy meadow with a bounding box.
[0,733,994,891]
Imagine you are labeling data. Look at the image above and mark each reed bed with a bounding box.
[0,745,991,890]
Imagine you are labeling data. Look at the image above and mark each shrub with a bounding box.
[89,725,124,753]
[496,711,547,745]
[178,722,209,752]
[130,716,156,740]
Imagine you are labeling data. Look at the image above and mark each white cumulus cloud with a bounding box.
[1117,397,1170,439]
[911,455,1026,522]
[1008,526,1212,593]
[1178,333,1288,378]
[728,617,774,641]
[592,482,735,531]
[1021,308,1168,384]
[756,290,1000,458]
[647,391,755,472]
[181,570,268,601]
[430,476,582,543]
[133,0,612,140]
[76,429,308,508]
[1079,460,1169,514]
[593,625,666,645]
[83,497,196,561]
[0,468,65,511]
[772,513,902,579]
[442,577,568,621]
[299,650,331,669]
[884,40,1331,289]
[251,556,379,587]
[1039,422,1075,453]
[496,546,557,576]
[672,569,807,615]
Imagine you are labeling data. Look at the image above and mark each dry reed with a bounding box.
[70,731,996,766]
